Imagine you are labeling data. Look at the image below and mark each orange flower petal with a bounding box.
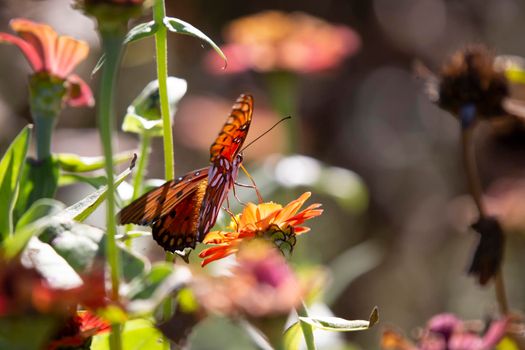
[273,192,311,224]
[200,247,238,267]
[10,18,57,74]
[55,35,89,77]
[0,32,43,71]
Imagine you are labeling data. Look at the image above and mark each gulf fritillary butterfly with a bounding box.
[118,94,253,252]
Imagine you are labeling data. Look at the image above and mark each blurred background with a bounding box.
[2,0,525,349]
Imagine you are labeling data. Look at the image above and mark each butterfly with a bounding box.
[118,94,253,252]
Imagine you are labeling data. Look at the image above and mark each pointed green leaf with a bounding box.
[283,322,302,350]
[298,307,379,332]
[60,158,135,222]
[0,125,31,238]
[164,17,226,64]
[15,198,64,231]
[124,21,159,44]
[56,151,134,172]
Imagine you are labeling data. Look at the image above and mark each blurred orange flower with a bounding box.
[199,192,322,266]
[206,11,360,74]
[0,18,93,107]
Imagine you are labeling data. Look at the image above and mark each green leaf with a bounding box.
[31,211,147,279]
[0,315,59,350]
[298,307,379,332]
[56,151,134,172]
[122,77,187,137]
[38,218,105,273]
[15,198,64,230]
[283,322,302,350]
[58,173,107,188]
[97,237,148,282]
[126,263,190,315]
[124,21,159,44]
[164,17,227,64]
[2,215,58,259]
[13,156,59,226]
[21,237,83,289]
[0,125,31,238]
[92,319,166,350]
[60,159,135,222]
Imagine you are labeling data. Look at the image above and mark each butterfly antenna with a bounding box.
[240,164,264,204]
[240,116,291,152]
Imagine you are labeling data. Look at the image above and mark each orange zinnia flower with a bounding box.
[206,11,360,74]
[0,18,93,107]
[199,192,322,266]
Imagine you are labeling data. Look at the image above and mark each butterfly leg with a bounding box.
[232,184,247,206]
[222,204,239,228]
[240,164,263,203]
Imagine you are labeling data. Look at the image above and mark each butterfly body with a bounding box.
[119,94,253,252]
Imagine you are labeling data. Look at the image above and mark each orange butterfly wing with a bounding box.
[118,168,209,251]
[209,94,253,162]
[197,94,253,238]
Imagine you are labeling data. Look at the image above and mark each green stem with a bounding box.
[98,30,125,350]
[154,0,175,181]
[266,71,299,154]
[131,134,151,200]
[154,1,175,348]
[33,116,56,161]
[297,301,317,350]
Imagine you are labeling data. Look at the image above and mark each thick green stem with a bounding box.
[98,30,125,350]
[154,1,175,348]
[154,0,175,181]
[297,301,317,350]
[33,116,56,161]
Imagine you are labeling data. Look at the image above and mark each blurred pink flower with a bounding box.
[206,11,360,74]
[0,18,94,107]
[382,313,508,350]
[193,242,303,318]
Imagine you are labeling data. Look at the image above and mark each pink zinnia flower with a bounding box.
[0,18,94,107]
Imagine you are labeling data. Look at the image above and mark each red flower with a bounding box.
[0,18,94,107]
[47,311,111,350]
